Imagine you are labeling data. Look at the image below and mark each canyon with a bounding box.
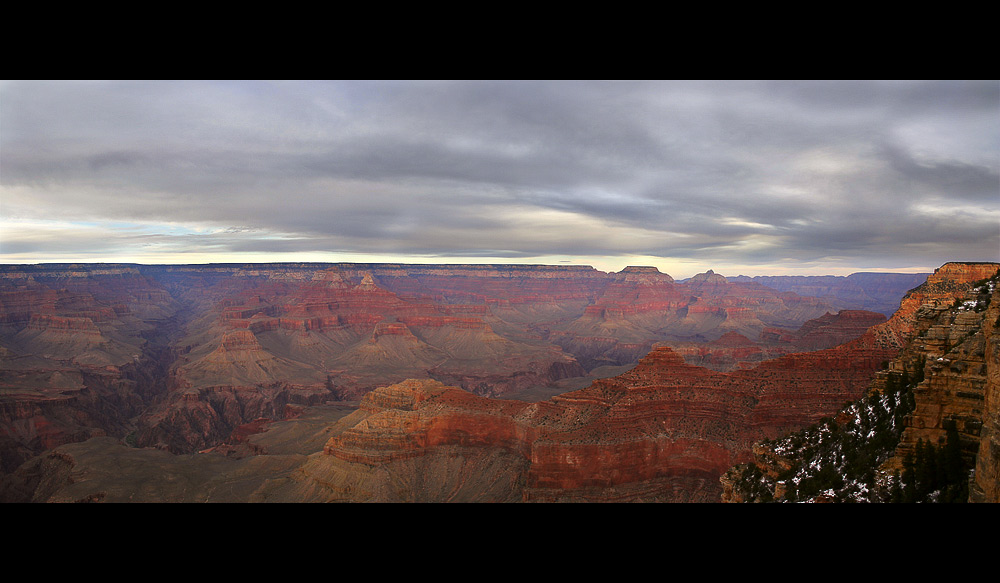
[7,260,988,503]
[726,272,932,317]
[720,262,1000,502]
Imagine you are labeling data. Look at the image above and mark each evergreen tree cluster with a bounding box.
[728,272,997,503]
[730,367,923,502]
[955,273,998,313]
[891,420,970,503]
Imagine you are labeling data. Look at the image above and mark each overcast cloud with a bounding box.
[1,80,997,277]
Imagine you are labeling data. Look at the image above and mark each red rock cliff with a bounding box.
[295,328,895,502]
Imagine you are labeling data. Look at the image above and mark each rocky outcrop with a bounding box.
[775,310,887,351]
[134,382,330,454]
[268,330,895,502]
[665,331,773,372]
[972,278,1000,502]
[251,379,534,502]
[847,263,999,353]
[924,263,1000,287]
[664,310,885,372]
[178,328,325,389]
[885,266,1000,497]
[720,262,1000,503]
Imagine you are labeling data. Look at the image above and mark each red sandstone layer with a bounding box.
[2,261,970,475]
[304,333,896,502]
[291,266,1000,502]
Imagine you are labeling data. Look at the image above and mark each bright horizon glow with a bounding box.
[0,249,942,280]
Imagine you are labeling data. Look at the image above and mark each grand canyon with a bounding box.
[1,260,995,503]
[5,79,997,503]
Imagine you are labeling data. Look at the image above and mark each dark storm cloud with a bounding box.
[881,142,999,197]
[1,80,997,271]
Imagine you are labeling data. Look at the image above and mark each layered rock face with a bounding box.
[776,310,888,351]
[159,266,586,400]
[261,265,995,503]
[547,267,848,370]
[666,331,776,372]
[720,262,1000,503]
[0,261,932,489]
[0,266,179,472]
[117,263,869,455]
[666,309,886,372]
[850,263,999,353]
[974,279,1000,502]
[524,343,894,501]
[883,265,1000,501]
[264,332,895,502]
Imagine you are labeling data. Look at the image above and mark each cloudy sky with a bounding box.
[1,80,997,278]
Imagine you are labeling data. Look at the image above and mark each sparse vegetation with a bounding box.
[729,368,922,503]
[956,272,998,313]
[728,321,985,503]
[728,270,998,503]
[896,420,969,503]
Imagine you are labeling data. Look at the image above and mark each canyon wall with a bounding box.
[972,277,1000,502]
[0,265,180,472]
[3,261,869,464]
[721,262,1000,503]
[886,264,1000,502]
[1,261,955,502]
[254,324,896,502]
[257,261,999,502]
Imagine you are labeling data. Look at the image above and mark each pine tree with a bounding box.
[915,439,936,500]
[890,472,904,503]
[943,420,964,484]
[913,356,925,385]
[884,372,898,394]
[942,419,968,502]
[901,450,916,503]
